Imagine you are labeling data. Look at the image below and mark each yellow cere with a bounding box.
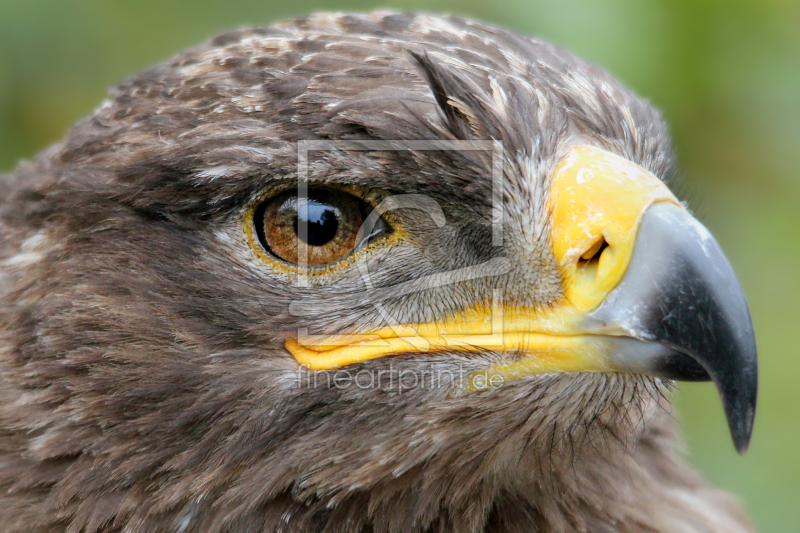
[549,145,679,311]
[286,145,682,377]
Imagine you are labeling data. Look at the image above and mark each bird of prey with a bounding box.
[0,11,758,533]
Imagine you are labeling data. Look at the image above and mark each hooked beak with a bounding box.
[584,201,758,453]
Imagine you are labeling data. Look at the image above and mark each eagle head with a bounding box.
[0,11,756,533]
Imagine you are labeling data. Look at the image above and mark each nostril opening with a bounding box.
[578,237,608,273]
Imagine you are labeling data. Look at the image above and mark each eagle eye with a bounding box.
[254,188,390,267]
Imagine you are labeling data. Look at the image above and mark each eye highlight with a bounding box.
[254,188,390,267]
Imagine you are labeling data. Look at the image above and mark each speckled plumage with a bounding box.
[0,11,751,533]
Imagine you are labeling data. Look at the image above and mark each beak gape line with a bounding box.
[286,145,758,453]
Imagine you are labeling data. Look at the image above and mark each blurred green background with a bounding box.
[1,0,798,530]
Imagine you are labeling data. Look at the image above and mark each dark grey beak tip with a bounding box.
[728,399,756,455]
[732,407,755,455]
[712,310,758,455]
[720,360,758,455]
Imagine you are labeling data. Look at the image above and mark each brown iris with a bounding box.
[255,188,384,267]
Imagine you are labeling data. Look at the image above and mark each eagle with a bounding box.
[0,11,758,533]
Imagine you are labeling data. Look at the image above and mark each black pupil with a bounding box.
[294,200,339,246]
